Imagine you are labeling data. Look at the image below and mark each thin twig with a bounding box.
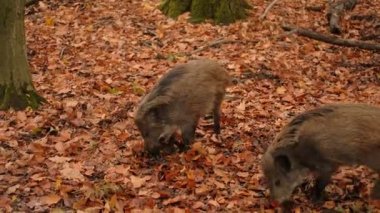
[260,0,281,20]
[59,47,66,60]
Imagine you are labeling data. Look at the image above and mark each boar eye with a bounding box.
[274,180,281,186]
[158,135,166,144]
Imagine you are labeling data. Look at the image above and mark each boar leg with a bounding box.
[312,166,335,202]
[371,179,380,199]
[213,92,224,134]
[178,122,197,152]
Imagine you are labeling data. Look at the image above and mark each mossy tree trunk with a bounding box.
[0,0,45,110]
[159,0,251,25]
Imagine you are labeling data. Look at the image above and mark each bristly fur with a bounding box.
[262,103,380,204]
[274,106,335,148]
[134,59,231,155]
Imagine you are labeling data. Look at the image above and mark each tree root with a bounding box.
[0,85,45,110]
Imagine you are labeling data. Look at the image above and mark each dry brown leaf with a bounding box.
[130,175,151,189]
[276,86,287,95]
[208,199,220,208]
[40,194,62,205]
[60,163,85,181]
[195,184,209,195]
[192,201,205,209]
[236,101,246,113]
[192,142,207,155]
[237,172,249,178]
[5,184,20,195]
[49,156,72,163]
[151,192,161,199]
[50,208,66,213]
[163,195,187,206]
[322,201,336,209]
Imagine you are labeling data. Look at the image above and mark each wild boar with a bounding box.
[134,59,231,155]
[262,103,380,204]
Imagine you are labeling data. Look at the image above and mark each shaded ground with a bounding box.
[0,0,379,212]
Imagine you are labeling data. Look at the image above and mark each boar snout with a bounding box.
[158,125,177,145]
[144,125,177,155]
[144,139,162,155]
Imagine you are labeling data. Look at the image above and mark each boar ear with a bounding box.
[274,154,292,173]
[140,96,171,118]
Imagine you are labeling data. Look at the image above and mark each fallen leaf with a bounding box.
[5,184,20,195]
[323,201,336,209]
[192,142,207,155]
[192,201,205,209]
[130,175,151,189]
[276,86,287,95]
[60,163,85,181]
[40,194,61,205]
[151,192,161,199]
[236,102,246,113]
[195,184,209,195]
[49,156,72,163]
[208,199,220,208]
[237,172,249,178]
[50,208,65,213]
[163,195,186,206]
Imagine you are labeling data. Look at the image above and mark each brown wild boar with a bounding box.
[134,59,231,155]
[262,103,380,204]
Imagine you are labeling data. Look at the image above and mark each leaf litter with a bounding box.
[0,0,379,212]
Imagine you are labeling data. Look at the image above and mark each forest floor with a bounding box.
[1,0,380,212]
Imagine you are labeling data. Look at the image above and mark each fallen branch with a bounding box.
[282,24,380,51]
[25,0,40,7]
[326,0,357,34]
[260,0,281,20]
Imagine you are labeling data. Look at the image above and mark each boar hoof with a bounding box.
[311,190,326,204]
[146,150,160,158]
[281,201,294,213]
[151,153,165,161]
[178,144,191,152]
[161,144,177,154]
[371,180,380,199]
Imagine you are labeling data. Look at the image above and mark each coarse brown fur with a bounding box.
[134,59,231,155]
[262,103,380,204]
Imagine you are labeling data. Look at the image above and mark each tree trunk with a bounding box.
[0,0,44,110]
[159,0,251,25]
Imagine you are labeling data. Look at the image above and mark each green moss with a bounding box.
[159,0,251,25]
[0,84,45,110]
[189,0,215,23]
[214,0,250,24]
[159,0,192,19]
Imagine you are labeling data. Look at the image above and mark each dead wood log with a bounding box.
[327,0,357,34]
[282,24,380,51]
